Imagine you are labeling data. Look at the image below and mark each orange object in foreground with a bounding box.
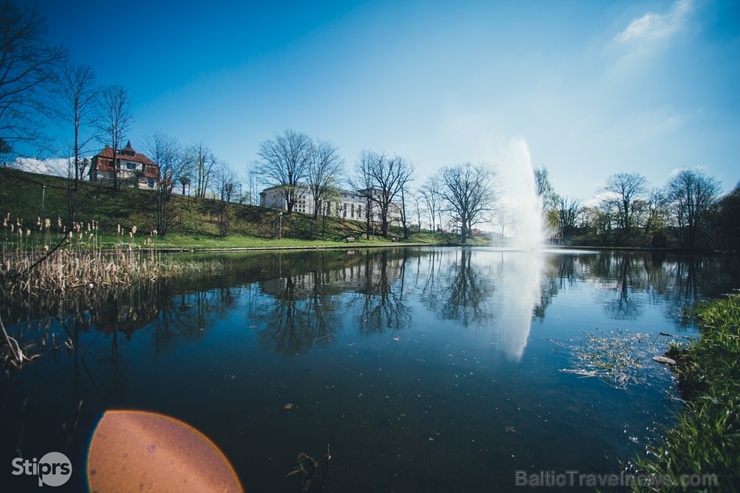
[87,410,243,493]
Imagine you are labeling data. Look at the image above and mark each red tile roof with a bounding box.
[92,143,160,179]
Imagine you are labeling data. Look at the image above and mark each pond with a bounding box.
[1,247,739,492]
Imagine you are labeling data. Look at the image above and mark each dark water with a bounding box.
[1,247,739,492]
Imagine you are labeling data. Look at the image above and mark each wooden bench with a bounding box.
[346,236,355,243]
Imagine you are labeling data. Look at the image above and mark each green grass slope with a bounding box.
[1,168,481,249]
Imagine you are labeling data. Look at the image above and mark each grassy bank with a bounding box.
[0,167,484,249]
[631,295,740,492]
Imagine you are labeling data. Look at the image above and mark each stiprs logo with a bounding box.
[11,452,72,487]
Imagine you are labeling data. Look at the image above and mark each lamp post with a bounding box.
[41,185,46,222]
[278,211,283,239]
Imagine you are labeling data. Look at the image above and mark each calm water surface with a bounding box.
[2,247,739,492]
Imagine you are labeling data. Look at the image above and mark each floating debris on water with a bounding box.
[286,445,331,492]
[652,355,676,366]
[557,329,685,389]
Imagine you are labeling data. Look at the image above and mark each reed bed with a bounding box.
[1,214,174,297]
[1,214,231,372]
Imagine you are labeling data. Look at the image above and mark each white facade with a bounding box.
[259,185,401,224]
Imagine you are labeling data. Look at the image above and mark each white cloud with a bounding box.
[582,189,619,208]
[668,166,688,178]
[13,157,71,177]
[614,0,693,44]
[668,165,706,179]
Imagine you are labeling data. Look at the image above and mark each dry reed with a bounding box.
[1,214,180,299]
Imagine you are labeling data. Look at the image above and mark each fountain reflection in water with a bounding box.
[493,250,544,361]
[489,138,547,360]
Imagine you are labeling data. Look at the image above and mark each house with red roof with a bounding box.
[89,141,160,189]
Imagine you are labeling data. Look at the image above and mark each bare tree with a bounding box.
[0,1,66,157]
[643,188,668,236]
[186,141,218,199]
[215,162,240,203]
[665,169,721,250]
[534,166,560,230]
[255,129,312,214]
[589,201,616,245]
[534,166,558,210]
[306,139,344,219]
[419,175,443,232]
[407,190,424,233]
[557,196,581,242]
[600,172,647,240]
[96,85,133,191]
[55,62,99,189]
[494,202,515,239]
[400,183,410,239]
[245,160,259,205]
[143,131,186,234]
[353,151,414,237]
[352,151,378,238]
[213,162,239,236]
[439,163,497,243]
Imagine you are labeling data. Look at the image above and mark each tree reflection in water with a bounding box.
[436,248,496,327]
[3,250,737,363]
[352,250,411,335]
[417,249,546,360]
[256,271,341,354]
[1,247,739,493]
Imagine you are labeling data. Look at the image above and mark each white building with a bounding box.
[259,185,402,225]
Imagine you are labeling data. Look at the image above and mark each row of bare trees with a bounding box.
[254,129,344,219]
[143,134,242,234]
[536,166,735,250]
[0,0,498,246]
[5,2,734,248]
[254,129,501,243]
[352,151,414,238]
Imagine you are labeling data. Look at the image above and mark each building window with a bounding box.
[148,179,154,188]
[126,162,136,170]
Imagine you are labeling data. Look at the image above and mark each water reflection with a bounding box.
[257,271,340,353]
[494,251,545,360]
[2,248,739,492]
[352,249,411,334]
[417,249,546,360]
[434,249,496,327]
[3,250,738,361]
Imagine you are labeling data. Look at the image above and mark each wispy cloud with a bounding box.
[13,157,70,177]
[614,0,693,44]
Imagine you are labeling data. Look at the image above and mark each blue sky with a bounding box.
[25,0,740,201]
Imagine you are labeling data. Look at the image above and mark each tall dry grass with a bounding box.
[1,213,172,298]
[1,214,238,374]
[1,214,177,370]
